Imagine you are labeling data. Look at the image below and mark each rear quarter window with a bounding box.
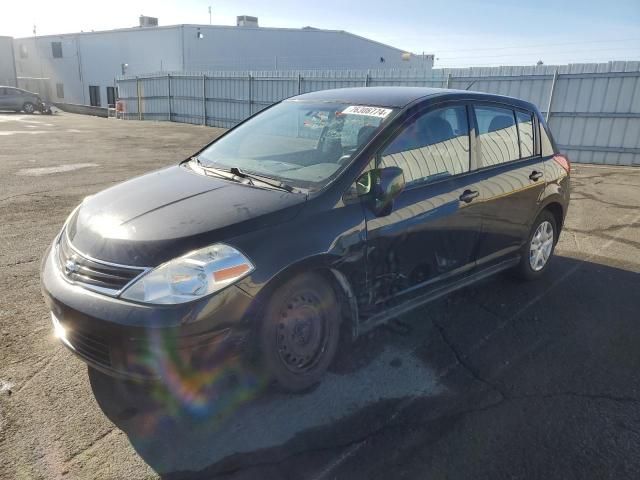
[539,121,556,157]
[516,111,535,158]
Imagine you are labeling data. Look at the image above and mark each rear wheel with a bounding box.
[515,210,557,280]
[22,102,35,114]
[259,272,340,392]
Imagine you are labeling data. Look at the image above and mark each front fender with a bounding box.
[230,200,367,338]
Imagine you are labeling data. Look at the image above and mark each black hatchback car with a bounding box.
[41,87,570,392]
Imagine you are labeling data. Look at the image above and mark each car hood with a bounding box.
[66,165,307,266]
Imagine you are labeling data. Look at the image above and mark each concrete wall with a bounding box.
[0,36,17,86]
[53,102,108,117]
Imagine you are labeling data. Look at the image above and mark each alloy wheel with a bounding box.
[529,220,554,271]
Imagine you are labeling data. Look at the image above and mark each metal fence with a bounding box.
[116,62,640,165]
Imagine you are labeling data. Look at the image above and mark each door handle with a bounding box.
[529,170,544,181]
[459,189,479,203]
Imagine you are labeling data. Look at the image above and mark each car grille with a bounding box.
[57,231,146,296]
[67,327,112,367]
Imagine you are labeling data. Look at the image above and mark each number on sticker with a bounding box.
[342,106,392,118]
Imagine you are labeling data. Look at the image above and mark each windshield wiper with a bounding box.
[191,158,297,193]
[191,158,242,181]
[228,167,295,193]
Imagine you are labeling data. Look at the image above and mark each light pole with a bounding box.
[208,6,212,24]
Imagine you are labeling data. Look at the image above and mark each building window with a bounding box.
[19,44,28,59]
[56,83,64,99]
[51,41,63,58]
[106,86,116,107]
[89,86,101,107]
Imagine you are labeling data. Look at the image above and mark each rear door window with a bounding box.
[380,105,470,186]
[516,111,535,158]
[475,106,519,166]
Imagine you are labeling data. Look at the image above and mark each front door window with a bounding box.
[379,105,470,185]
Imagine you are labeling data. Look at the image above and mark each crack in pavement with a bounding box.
[15,349,62,395]
[0,180,120,203]
[63,428,117,466]
[194,396,504,480]
[507,391,640,405]
[569,190,640,210]
[475,301,507,320]
[432,320,506,401]
[568,230,640,250]
[1,258,38,268]
[565,220,640,236]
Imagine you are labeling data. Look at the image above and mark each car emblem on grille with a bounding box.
[64,257,79,275]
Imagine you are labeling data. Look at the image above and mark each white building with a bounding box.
[0,36,17,86]
[13,16,433,106]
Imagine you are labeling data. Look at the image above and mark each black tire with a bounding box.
[259,272,341,392]
[515,210,557,281]
[23,102,35,114]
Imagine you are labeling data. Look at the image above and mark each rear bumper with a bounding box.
[40,244,255,382]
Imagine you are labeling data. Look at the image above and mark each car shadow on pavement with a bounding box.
[89,255,640,479]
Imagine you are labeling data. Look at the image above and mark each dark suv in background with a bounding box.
[41,87,570,392]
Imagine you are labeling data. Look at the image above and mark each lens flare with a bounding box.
[123,323,268,424]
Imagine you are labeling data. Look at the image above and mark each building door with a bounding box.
[106,87,116,107]
[89,86,101,107]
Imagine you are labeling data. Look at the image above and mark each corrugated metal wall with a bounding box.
[117,61,640,165]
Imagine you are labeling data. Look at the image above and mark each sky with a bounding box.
[1,0,639,68]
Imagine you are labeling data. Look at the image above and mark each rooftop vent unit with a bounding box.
[237,15,258,27]
[139,16,158,28]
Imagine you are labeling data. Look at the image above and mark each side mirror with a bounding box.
[357,167,405,217]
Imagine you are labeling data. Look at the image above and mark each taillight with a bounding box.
[553,154,570,174]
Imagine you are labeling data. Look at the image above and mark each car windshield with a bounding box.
[196,101,395,190]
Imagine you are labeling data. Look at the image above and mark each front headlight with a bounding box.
[120,244,254,305]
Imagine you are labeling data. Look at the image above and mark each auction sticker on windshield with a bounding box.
[342,105,393,118]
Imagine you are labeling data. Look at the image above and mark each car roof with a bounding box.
[0,86,28,92]
[287,86,537,111]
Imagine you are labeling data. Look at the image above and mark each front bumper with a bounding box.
[40,244,255,382]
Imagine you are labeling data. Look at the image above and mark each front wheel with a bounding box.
[515,210,557,280]
[23,102,35,114]
[259,272,341,392]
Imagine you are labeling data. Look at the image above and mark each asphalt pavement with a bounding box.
[1,112,639,480]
